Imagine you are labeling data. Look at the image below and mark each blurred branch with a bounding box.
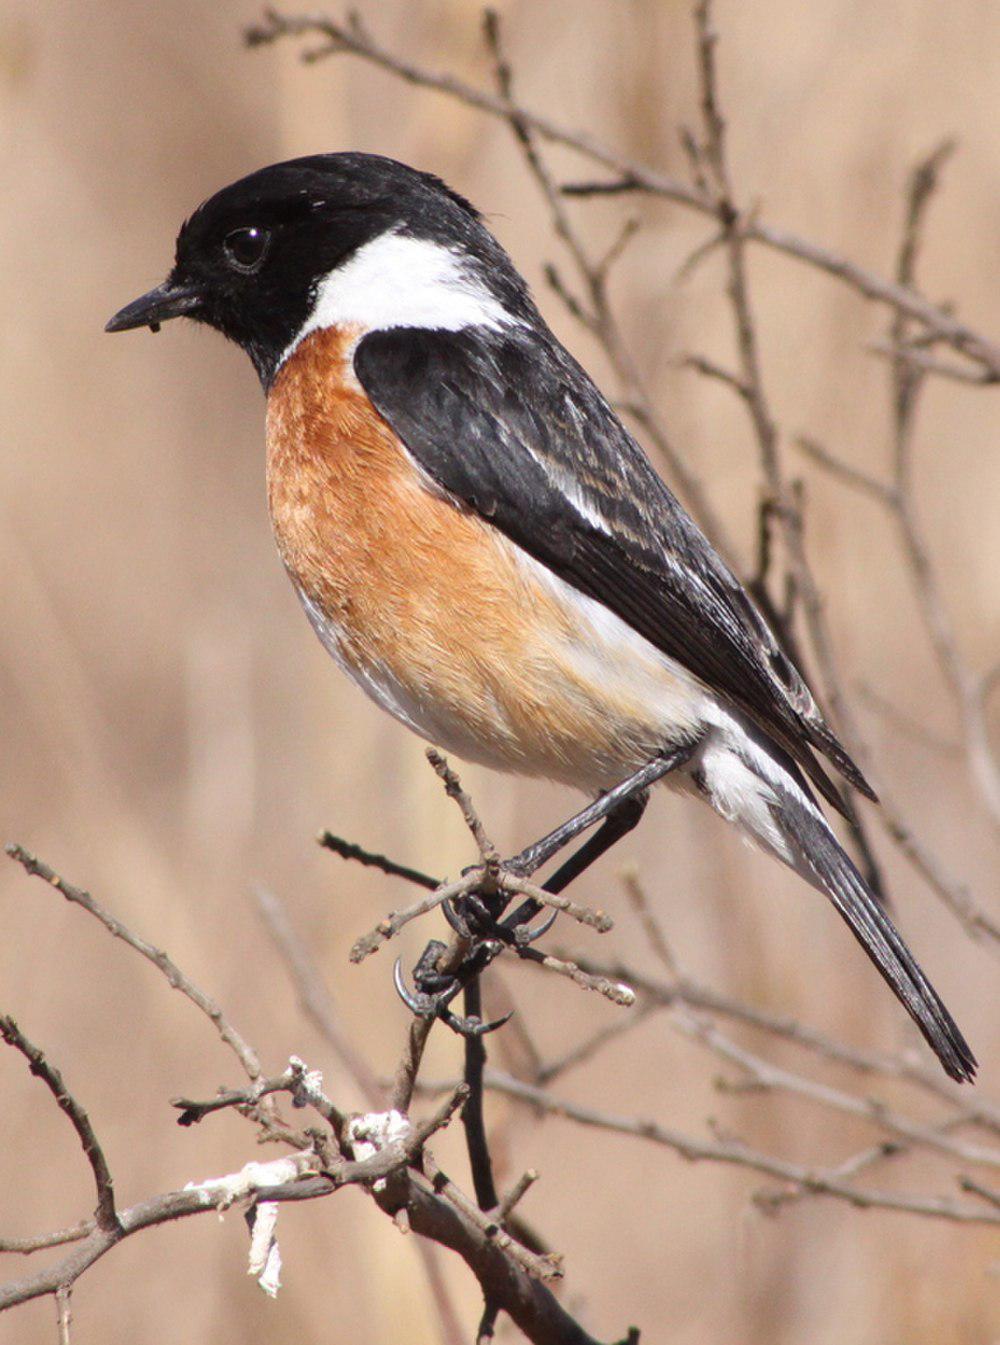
[478,7,732,562]
[558,946,1000,1135]
[884,140,1000,830]
[669,1009,1000,1170]
[683,0,888,895]
[253,884,384,1105]
[246,7,1000,382]
[474,1070,1000,1226]
[0,1223,94,1257]
[787,147,1000,947]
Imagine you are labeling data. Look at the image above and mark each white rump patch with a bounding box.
[694,707,829,867]
[280,230,516,368]
[697,735,788,858]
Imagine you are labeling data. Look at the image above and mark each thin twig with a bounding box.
[959,1177,1000,1211]
[795,435,897,506]
[0,1224,95,1257]
[253,885,384,1105]
[244,9,1000,380]
[427,749,499,868]
[671,1009,1000,1170]
[875,791,1000,947]
[421,1150,561,1282]
[55,1285,71,1345]
[753,1140,903,1214]
[536,1005,657,1086]
[0,1018,118,1233]
[551,951,1000,1132]
[349,870,479,963]
[5,845,262,1082]
[317,831,438,890]
[620,865,677,974]
[867,340,999,384]
[495,1170,540,1224]
[172,1058,346,1137]
[520,949,636,1008]
[479,1071,1000,1226]
[499,872,614,932]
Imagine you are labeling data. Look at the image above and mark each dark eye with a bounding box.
[223,226,270,273]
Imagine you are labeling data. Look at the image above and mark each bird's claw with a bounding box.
[443,886,558,948]
[392,949,512,1038]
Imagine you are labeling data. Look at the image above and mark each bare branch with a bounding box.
[498,873,614,933]
[874,790,1000,947]
[0,1224,94,1257]
[245,8,1000,381]
[420,1149,560,1282]
[0,1152,322,1314]
[349,869,479,963]
[317,831,438,890]
[495,1169,540,1224]
[620,865,677,974]
[550,951,1000,1133]
[427,749,500,868]
[536,1006,657,1087]
[794,435,897,507]
[5,845,262,1082]
[55,1285,71,1345]
[670,1009,1000,1170]
[0,1018,118,1233]
[480,1071,1000,1226]
[866,340,998,385]
[520,948,635,1007]
[171,1056,346,1137]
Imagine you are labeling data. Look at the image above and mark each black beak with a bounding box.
[105,279,204,334]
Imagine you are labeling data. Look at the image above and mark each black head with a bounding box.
[106,153,535,387]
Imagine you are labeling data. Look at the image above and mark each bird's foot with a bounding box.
[391,865,556,1035]
[441,884,557,947]
[392,938,513,1038]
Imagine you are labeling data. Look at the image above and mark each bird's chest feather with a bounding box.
[265,326,701,782]
[266,326,530,671]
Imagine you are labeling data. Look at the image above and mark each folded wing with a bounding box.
[354,324,875,813]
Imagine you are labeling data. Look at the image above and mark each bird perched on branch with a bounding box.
[107,152,974,1082]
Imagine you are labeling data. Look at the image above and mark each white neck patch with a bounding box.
[279,230,516,370]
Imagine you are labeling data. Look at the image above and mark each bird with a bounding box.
[106,152,975,1082]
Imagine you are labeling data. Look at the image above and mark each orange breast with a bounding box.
[266,327,700,786]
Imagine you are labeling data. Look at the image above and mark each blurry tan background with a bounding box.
[1,1,998,1341]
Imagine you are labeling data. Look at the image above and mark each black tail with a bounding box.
[772,777,977,1083]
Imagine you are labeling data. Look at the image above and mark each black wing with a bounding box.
[354,325,874,812]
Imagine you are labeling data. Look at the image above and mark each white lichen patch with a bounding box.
[348,1110,411,1191]
[247,1200,282,1297]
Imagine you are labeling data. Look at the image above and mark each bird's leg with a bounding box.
[461,975,499,1209]
[393,745,695,1036]
[506,743,694,880]
[449,743,693,943]
[499,787,650,942]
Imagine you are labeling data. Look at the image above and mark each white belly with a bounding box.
[295,546,713,793]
